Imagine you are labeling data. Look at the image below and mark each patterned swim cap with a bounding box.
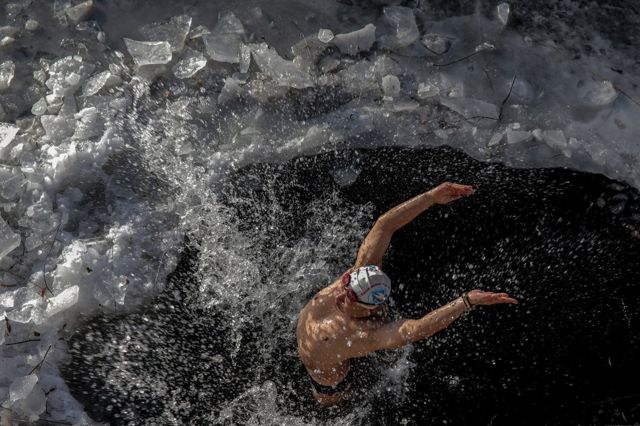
[345,265,391,306]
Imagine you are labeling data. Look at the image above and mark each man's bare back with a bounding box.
[297,275,391,400]
[296,182,519,406]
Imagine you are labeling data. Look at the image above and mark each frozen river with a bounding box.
[1,0,639,424]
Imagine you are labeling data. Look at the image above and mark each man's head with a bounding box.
[343,265,391,310]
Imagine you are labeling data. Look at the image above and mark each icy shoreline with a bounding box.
[1,0,639,423]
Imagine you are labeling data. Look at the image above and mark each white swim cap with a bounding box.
[346,265,391,306]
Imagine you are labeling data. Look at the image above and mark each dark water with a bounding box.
[64,146,640,425]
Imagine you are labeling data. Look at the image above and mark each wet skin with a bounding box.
[296,274,390,405]
[296,182,518,406]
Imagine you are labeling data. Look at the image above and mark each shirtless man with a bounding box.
[296,182,519,406]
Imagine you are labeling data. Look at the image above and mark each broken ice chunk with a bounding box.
[487,132,504,147]
[140,15,192,52]
[104,71,122,88]
[65,72,82,88]
[189,25,210,39]
[417,82,439,99]
[40,115,75,140]
[0,25,19,38]
[250,43,314,89]
[201,11,245,63]
[45,94,63,114]
[203,33,242,63]
[31,97,48,116]
[439,97,499,120]
[59,94,77,117]
[218,77,242,104]
[0,216,21,260]
[123,38,172,66]
[0,36,15,47]
[18,192,58,233]
[330,165,361,187]
[532,128,543,141]
[82,70,111,96]
[45,56,94,96]
[381,74,401,98]
[506,129,532,145]
[390,101,419,112]
[421,34,453,55]
[475,42,496,52]
[25,234,43,251]
[291,34,331,67]
[240,44,251,73]
[9,375,38,402]
[45,285,79,317]
[319,57,340,73]
[33,69,46,84]
[583,81,618,106]
[0,122,19,149]
[65,0,94,24]
[496,3,510,27]
[172,48,207,79]
[379,6,419,50]
[333,24,376,55]
[0,165,24,199]
[0,60,15,91]
[318,29,334,43]
[20,382,47,420]
[25,19,39,31]
[74,107,104,139]
[542,129,571,157]
[135,64,169,81]
[214,11,245,35]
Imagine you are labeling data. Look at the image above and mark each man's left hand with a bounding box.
[427,182,474,205]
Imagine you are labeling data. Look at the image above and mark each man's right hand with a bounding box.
[468,289,519,306]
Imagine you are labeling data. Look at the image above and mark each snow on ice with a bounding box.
[0,1,639,424]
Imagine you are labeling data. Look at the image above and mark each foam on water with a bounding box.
[0,0,639,423]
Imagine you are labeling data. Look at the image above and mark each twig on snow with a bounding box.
[498,74,517,122]
[28,344,52,375]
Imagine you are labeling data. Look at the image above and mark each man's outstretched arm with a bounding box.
[346,290,518,356]
[354,182,474,268]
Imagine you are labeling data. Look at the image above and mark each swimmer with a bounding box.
[296,182,518,406]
